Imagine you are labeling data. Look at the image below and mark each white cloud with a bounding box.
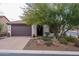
[0,3,25,21]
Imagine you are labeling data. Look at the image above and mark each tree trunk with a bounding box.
[58,28,71,40]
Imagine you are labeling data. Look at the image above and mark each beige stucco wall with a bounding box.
[0,16,9,34]
[43,25,49,36]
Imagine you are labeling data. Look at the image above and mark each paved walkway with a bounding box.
[0,37,31,50]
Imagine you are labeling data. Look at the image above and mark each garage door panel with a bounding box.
[11,24,31,36]
[25,26,31,36]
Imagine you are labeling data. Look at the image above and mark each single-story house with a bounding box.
[7,20,51,36]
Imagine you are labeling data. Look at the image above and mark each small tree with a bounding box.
[0,23,3,35]
[21,3,79,40]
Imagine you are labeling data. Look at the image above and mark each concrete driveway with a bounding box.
[0,36,31,50]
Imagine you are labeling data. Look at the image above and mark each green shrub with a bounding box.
[42,36,51,41]
[63,36,76,43]
[42,32,53,46]
[42,36,52,46]
[0,23,3,32]
[59,38,68,45]
[0,33,7,37]
[0,23,3,35]
[45,41,52,46]
[75,40,79,47]
[59,36,77,45]
[45,32,49,37]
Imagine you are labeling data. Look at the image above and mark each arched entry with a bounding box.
[37,25,43,36]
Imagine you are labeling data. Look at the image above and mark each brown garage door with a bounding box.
[11,24,32,36]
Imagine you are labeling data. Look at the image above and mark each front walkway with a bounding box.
[0,36,31,50]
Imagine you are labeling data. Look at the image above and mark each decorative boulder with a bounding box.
[36,40,44,46]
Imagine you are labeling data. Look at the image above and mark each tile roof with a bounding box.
[7,20,25,24]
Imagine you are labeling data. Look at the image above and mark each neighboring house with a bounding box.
[0,16,9,35]
[7,20,51,36]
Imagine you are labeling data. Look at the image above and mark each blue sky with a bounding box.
[0,3,25,21]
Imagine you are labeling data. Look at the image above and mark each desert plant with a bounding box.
[42,32,53,46]
[0,23,3,36]
[45,32,49,37]
[63,36,77,43]
[44,41,52,46]
[59,38,68,45]
[42,36,52,46]
[59,35,77,45]
[0,33,7,37]
[75,40,79,47]
[42,36,51,41]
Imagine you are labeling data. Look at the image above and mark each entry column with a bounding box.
[32,24,37,36]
